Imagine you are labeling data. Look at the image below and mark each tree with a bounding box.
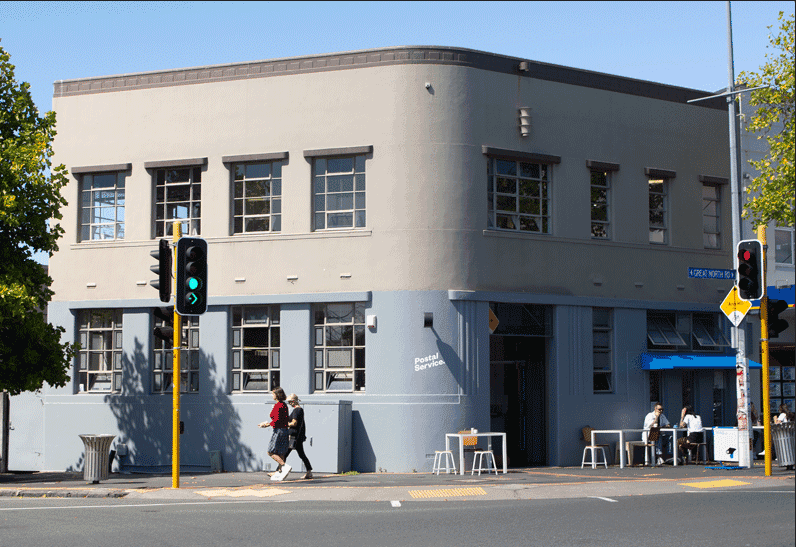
[737,11,795,228]
[0,42,78,395]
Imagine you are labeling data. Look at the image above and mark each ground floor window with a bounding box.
[231,305,280,392]
[152,314,200,393]
[77,309,123,393]
[313,303,366,392]
[592,307,613,393]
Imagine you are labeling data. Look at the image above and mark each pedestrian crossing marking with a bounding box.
[680,479,750,489]
[408,487,486,498]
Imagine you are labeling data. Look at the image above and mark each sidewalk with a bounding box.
[2,463,793,502]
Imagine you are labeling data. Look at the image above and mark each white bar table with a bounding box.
[445,432,508,475]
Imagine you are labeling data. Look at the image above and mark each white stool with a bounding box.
[432,450,457,475]
[581,445,608,468]
[471,450,497,475]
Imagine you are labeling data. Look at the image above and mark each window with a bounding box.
[77,309,123,393]
[488,158,550,233]
[590,171,610,239]
[154,167,201,237]
[152,314,199,393]
[648,178,668,244]
[80,172,125,241]
[647,311,729,352]
[775,228,794,265]
[313,303,366,392]
[702,184,721,249]
[233,162,282,233]
[231,306,280,392]
[593,308,613,393]
[313,156,366,230]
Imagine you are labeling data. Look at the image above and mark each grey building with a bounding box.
[9,46,749,472]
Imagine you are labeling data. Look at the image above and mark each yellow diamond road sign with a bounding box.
[721,286,752,327]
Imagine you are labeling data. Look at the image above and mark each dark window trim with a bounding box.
[303,145,373,158]
[698,174,729,185]
[586,160,620,172]
[481,145,561,164]
[72,163,131,174]
[644,167,676,179]
[144,157,208,169]
[222,152,289,164]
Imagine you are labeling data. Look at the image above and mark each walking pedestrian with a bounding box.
[258,387,291,481]
[284,393,313,479]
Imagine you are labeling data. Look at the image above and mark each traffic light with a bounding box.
[175,237,208,315]
[736,239,763,301]
[153,306,174,344]
[150,239,172,303]
[767,299,789,339]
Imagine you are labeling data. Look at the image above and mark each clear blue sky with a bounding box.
[1,1,793,263]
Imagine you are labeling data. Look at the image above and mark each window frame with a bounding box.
[702,183,721,249]
[231,161,283,234]
[230,305,281,393]
[774,228,794,266]
[313,303,366,393]
[592,307,614,393]
[77,309,123,393]
[312,155,366,231]
[590,170,611,239]
[152,313,200,394]
[646,311,729,352]
[487,157,552,234]
[153,166,203,238]
[78,171,126,242]
[648,177,669,244]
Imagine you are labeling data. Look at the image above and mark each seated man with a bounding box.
[643,402,671,465]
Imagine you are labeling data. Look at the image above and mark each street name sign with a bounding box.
[720,286,752,327]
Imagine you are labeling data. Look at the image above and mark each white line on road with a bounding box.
[391,500,401,507]
[0,500,270,512]
[588,496,618,502]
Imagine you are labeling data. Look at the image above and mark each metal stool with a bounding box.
[432,450,457,475]
[472,450,497,475]
[581,445,608,468]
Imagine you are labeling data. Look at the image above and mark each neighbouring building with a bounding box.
[9,46,753,472]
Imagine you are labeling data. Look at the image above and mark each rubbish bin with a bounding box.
[79,434,116,483]
[771,422,795,468]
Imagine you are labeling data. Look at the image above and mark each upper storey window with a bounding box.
[487,158,550,234]
[313,155,366,230]
[702,183,721,249]
[233,161,282,233]
[150,163,203,237]
[645,168,675,245]
[78,171,126,241]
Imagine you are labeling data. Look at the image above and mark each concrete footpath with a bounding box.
[1,463,793,503]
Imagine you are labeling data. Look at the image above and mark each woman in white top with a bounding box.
[678,405,704,462]
[774,403,794,424]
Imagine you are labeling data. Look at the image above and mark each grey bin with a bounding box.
[79,434,116,483]
[771,422,795,468]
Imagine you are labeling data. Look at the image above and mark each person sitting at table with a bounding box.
[643,402,671,465]
[678,405,704,463]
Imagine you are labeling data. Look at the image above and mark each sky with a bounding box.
[1,0,794,263]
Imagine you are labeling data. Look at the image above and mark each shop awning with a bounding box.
[640,353,762,370]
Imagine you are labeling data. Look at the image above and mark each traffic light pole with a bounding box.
[758,225,772,476]
[172,222,182,489]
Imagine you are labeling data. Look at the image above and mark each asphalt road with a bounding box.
[0,487,792,547]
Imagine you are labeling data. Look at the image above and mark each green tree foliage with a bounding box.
[0,43,77,395]
[738,11,795,228]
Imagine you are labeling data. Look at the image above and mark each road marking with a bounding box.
[0,500,271,512]
[408,487,486,499]
[390,500,401,507]
[680,479,750,489]
[588,496,618,502]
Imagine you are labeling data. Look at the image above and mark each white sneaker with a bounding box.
[281,464,292,478]
[656,457,664,466]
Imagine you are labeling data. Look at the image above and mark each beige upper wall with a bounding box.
[50,50,733,303]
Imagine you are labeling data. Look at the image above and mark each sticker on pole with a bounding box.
[720,286,752,327]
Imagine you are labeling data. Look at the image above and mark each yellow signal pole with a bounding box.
[172,221,182,488]
[758,225,772,476]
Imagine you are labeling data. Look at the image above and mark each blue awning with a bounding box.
[640,353,762,370]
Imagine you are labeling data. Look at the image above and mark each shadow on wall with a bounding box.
[91,339,261,473]
[351,410,375,472]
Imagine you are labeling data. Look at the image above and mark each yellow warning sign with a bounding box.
[720,286,752,327]
[489,308,499,334]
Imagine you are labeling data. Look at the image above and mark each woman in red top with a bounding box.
[258,387,291,480]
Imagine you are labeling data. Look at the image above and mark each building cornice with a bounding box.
[53,45,727,110]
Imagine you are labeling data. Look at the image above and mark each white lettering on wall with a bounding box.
[414,352,446,372]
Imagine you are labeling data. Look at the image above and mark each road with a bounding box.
[1,487,793,547]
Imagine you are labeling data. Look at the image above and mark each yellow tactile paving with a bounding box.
[680,479,751,489]
[408,487,486,499]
